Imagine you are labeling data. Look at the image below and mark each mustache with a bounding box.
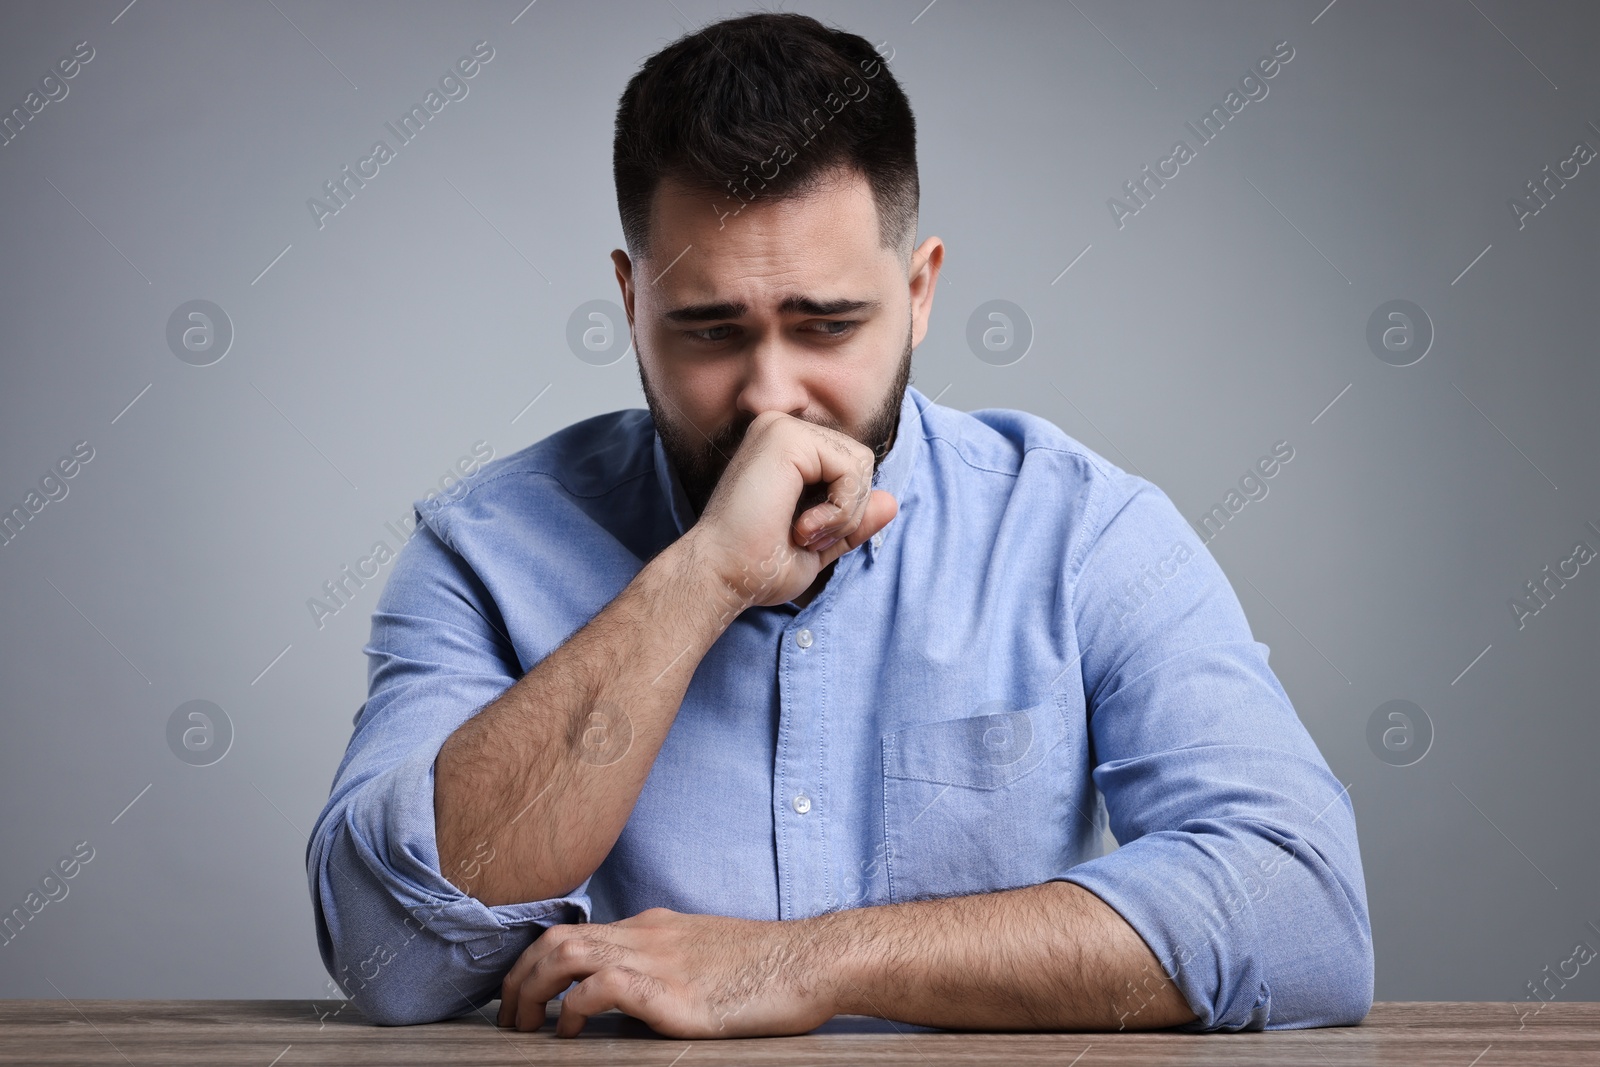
[710,417,752,457]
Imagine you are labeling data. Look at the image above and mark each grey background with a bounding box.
[1,0,1595,1014]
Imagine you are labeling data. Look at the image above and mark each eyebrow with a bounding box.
[662,296,881,323]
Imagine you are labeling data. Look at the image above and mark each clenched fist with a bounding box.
[686,410,898,610]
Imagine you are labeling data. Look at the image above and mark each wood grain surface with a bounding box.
[0,1000,1594,1065]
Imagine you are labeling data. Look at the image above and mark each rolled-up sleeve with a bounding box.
[1056,472,1373,1031]
[306,515,591,1026]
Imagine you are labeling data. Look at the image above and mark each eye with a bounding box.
[809,320,858,338]
[687,324,737,343]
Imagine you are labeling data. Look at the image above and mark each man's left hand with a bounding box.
[495,907,839,1038]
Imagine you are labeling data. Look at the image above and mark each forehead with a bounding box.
[643,168,892,306]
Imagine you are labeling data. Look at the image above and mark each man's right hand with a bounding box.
[437,413,893,905]
[688,410,898,610]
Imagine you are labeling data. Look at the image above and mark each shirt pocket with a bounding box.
[881,691,1073,904]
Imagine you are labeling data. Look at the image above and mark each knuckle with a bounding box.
[552,937,596,965]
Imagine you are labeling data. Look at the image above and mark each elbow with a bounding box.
[1319,852,1375,1026]
[308,818,503,1027]
[322,924,501,1027]
[351,979,481,1027]
[1265,887,1375,1029]
[1210,936,1372,1033]
[316,908,507,1028]
[1324,932,1375,1026]
[1277,815,1375,1028]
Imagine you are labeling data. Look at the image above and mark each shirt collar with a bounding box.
[651,385,927,568]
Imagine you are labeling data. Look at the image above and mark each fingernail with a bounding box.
[814,536,840,552]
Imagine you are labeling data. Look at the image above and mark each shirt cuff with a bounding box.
[340,748,593,944]
[1058,830,1272,1032]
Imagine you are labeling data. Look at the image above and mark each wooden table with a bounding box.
[1,1000,1595,1065]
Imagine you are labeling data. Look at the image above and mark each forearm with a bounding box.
[811,880,1197,1031]
[434,531,738,905]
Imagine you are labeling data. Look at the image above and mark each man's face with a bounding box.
[613,167,942,519]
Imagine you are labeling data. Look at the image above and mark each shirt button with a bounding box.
[795,628,814,649]
[791,793,812,815]
[871,532,884,549]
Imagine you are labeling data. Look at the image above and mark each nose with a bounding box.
[734,335,809,420]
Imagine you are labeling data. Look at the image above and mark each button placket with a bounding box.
[774,608,830,917]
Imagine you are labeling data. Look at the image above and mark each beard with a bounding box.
[639,318,914,523]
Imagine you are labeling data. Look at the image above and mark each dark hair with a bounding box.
[613,12,918,265]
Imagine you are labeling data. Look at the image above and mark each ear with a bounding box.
[907,236,944,349]
[611,248,636,328]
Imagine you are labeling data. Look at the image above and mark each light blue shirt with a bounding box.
[307,384,1372,1029]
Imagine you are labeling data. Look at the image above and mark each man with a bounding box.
[307,12,1372,1037]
